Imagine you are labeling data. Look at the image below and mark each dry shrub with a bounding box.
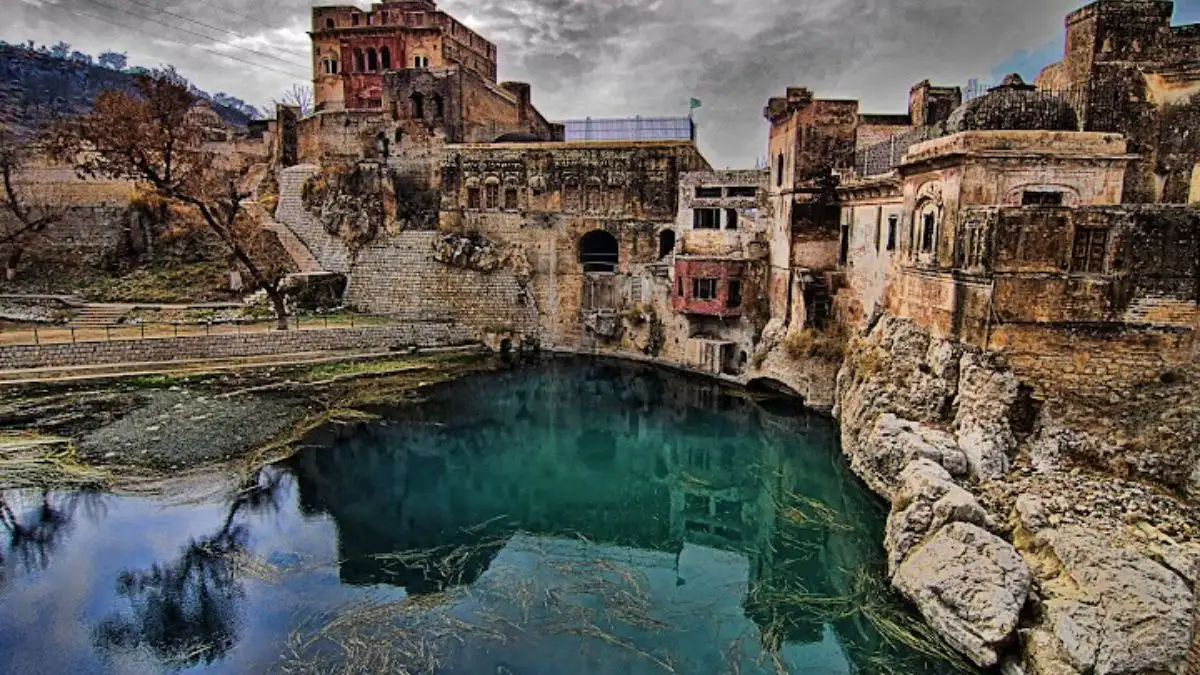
[783,325,848,361]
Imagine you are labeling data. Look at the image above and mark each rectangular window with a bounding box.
[727,279,743,308]
[1071,228,1108,273]
[726,186,757,198]
[467,187,481,209]
[693,278,718,301]
[887,216,898,251]
[725,209,738,231]
[874,207,883,252]
[839,224,851,266]
[504,188,518,210]
[485,183,499,210]
[1023,190,1064,206]
[693,208,720,230]
[695,186,723,198]
[351,13,360,25]
[677,276,683,297]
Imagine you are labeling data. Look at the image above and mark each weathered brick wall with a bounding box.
[991,323,1194,399]
[0,324,472,371]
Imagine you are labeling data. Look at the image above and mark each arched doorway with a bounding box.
[579,230,619,274]
[579,230,619,313]
[658,229,676,259]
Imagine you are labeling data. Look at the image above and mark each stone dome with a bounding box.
[945,74,1079,134]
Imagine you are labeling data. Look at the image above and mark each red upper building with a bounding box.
[310,0,498,111]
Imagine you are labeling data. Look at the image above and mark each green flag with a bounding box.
[689,98,702,110]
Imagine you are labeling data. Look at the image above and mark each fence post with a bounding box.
[173,322,179,338]
[71,327,76,344]
[106,326,111,342]
[205,322,211,336]
[140,323,145,339]
[33,324,39,346]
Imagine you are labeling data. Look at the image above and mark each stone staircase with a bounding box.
[242,200,325,275]
[68,304,134,328]
[238,163,326,277]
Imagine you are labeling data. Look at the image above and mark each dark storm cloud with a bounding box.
[4,0,1086,166]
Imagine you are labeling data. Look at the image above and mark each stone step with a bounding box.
[67,305,134,328]
[242,200,325,275]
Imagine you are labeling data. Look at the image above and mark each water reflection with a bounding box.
[0,489,107,583]
[93,471,287,668]
[0,359,967,674]
[280,359,959,673]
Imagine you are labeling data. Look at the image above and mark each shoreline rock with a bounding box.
[837,315,1200,674]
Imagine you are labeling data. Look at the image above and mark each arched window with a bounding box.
[411,92,425,119]
[380,47,391,70]
[353,49,365,72]
[584,178,603,213]
[367,48,378,72]
[325,18,335,29]
[916,201,939,254]
[579,230,619,273]
[414,55,429,68]
[432,94,444,118]
[563,178,581,212]
[658,230,676,259]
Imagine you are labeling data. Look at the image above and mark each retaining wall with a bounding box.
[0,323,473,371]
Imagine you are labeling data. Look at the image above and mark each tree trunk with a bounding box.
[5,247,22,282]
[267,287,289,331]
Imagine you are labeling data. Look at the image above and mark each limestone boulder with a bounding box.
[857,415,969,499]
[885,459,986,575]
[894,522,1031,668]
[1026,527,1195,675]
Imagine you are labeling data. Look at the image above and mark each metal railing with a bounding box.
[853,85,1129,178]
[0,314,393,348]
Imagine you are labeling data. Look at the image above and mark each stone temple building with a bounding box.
[253,0,1200,406]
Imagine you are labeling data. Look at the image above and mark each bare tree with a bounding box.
[275,83,314,117]
[51,75,294,329]
[0,125,64,281]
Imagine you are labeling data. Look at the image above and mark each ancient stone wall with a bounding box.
[0,323,472,371]
[345,231,539,334]
[990,322,1193,399]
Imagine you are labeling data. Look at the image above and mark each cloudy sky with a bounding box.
[5,0,1200,167]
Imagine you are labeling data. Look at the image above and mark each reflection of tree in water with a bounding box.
[0,489,107,584]
[93,470,287,668]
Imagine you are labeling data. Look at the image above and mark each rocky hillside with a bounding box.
[0,44,252,134]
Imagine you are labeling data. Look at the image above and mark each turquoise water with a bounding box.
[0,358,969,674]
